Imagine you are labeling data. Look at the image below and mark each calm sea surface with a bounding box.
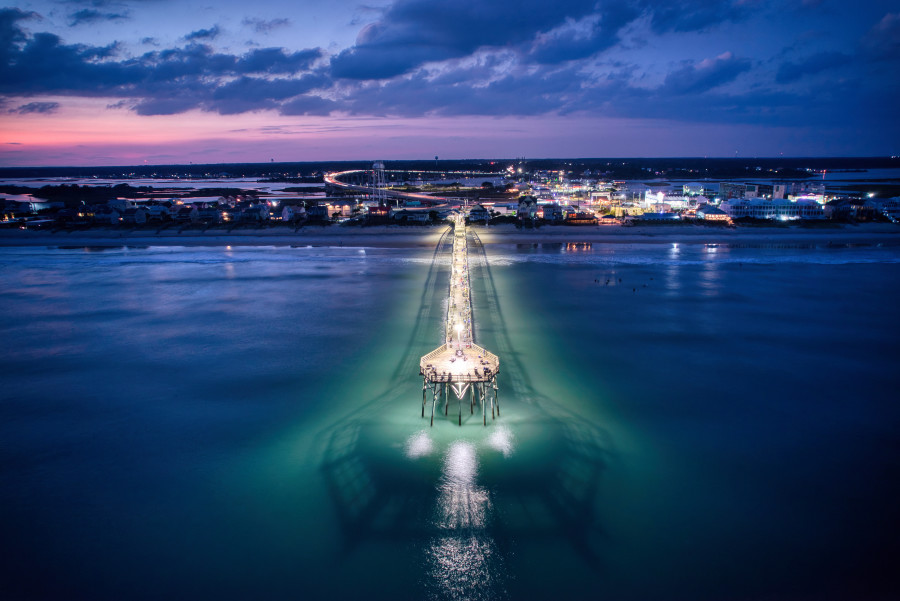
[1,239,899,600]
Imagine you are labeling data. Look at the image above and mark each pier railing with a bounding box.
[420,346,447,364]
[470,344,499,365]
[417,371,496,384]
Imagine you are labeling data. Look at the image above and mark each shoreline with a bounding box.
[1,223,898,248]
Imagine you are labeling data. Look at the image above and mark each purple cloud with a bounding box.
[184,26,221,42]
[69,9,129,27]
[236,47,323,74]
[662,52,752,94]
[242,17,290,34]
[0,18,329,115]
[280,95,337,116]
[9,101,60,114]
[0,7,37,49]
[330,0,599,79]
[329,0,767,79]
[527,1,642,64]
[863,12,900,60]
[644,0,760,34]
[776,51,851,83]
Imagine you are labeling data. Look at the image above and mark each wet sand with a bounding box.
[0,222,898,248]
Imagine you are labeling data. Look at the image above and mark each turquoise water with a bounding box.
[1,240,899,600]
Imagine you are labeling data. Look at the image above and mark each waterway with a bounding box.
[1,240,898,600]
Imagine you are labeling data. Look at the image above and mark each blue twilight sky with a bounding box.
[1,0,899,166]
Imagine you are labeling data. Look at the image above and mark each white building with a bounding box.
[865,197,900,222]
[720,197,824,220]
[683,182,717,197]
[641,191,694,211]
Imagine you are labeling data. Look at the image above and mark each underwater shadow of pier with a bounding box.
[313,227,454,553]
[311,227,616,570]
[470,230,615,565]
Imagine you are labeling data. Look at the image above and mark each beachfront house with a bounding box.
[121,207,149,225]
[174,206,199,223]
[329,200,357,217]
[469,204,489,222]
[238,205,269,223]
[254,202,271,221]
[365,205,390,223]
[197,206,223,224]
[565,211,599,225]
[306,204,331,222]
[391,208,431,223]
[517,196,538,221]
[599,214,619,225]
[144,204,170,222]
[1,200,33,220]
[696,204,730,222]
[54,208,79,225]
[864,197,900,222]
[92,206,121,225]
[282,204,307,223]
[542,203,564,222]
[107,198,135,212]
[491,203,518,216]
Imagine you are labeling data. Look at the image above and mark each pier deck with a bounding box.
[419,214,500,425]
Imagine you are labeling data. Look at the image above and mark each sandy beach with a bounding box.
[0,222,898,248]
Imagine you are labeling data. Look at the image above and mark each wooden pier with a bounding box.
[420,214,500,426]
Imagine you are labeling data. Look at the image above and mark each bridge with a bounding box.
[325,169,453,206]
[324,167,501,206]
[419,213,500,426]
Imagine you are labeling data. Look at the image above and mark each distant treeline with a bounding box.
[0,184,257,205]
[1,183,154,203]
[1,157,897,181]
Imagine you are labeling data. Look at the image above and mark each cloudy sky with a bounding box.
[1,0,898,166]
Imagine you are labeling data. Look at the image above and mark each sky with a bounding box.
[1,0,899,166]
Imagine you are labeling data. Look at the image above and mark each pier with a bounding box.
[420,213,500,426]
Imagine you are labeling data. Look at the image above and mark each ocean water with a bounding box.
[1,239,899,600]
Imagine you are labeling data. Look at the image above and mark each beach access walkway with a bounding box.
[419,213,500,425]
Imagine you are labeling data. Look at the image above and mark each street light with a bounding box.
[455,323,462,349]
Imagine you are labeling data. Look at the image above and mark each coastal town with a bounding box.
[2,160,899,234]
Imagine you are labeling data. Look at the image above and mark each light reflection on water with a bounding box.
[664,263,681,294]
[426,440,506,601]
[404,430,435,458]
[436,441,488,529]
[427,536,500,601]
[486,425,514,458]
[699,258,722,296]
